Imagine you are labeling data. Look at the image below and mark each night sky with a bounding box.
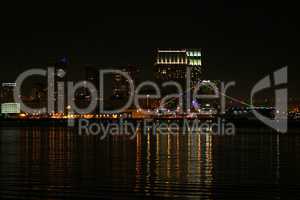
[0,1,298,98]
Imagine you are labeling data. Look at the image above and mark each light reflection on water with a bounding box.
[0,126,300,199]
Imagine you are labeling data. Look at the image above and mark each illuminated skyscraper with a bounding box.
[0,83,20,115]
[154,49,202,85]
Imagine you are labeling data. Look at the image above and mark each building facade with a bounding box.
[112,66,139,99]
[154,49,202,86]
[0,83,16,104]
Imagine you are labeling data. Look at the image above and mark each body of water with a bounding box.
[0,126,300,199]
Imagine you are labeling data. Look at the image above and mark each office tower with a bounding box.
[85,66,99,89]
[0,82,16,104]
[154,49,202,86]
[112,66,139,99]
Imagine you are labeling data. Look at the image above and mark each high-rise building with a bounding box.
[0,83,16,104]
[154,49,202,85]
[52,57,68,114]
[68,65,100,113]
[0,83,19,114]
[112,66,139,98]
[29,82,47,110]
[85,66,99,89]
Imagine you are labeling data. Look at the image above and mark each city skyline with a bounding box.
[1,2,300,199]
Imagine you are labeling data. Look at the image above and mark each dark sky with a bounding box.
[0,1,298,98]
